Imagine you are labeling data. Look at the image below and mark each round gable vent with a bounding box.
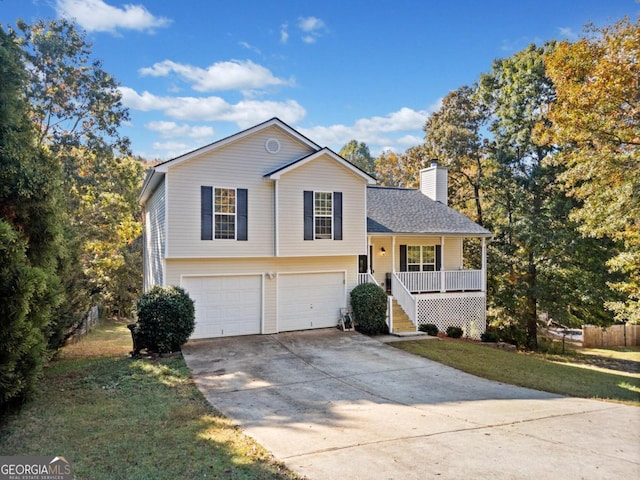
[265,138,281,154]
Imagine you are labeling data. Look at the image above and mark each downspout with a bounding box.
[481,237,487,292]
[274,179,279,257]
[440,235,445,292]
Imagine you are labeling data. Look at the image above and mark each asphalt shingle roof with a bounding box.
[367,186,492,236]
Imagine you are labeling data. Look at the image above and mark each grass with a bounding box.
[0,320,301,480]
[392,338,640,406]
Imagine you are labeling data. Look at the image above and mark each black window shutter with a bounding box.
[237,188,248,241]
[303,190,313,240]
[400,245,407,272]
[201,186,213,240]
[435,245,442,271]
[333,192,343,240]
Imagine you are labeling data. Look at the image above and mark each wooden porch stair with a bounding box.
[391,299,416,334]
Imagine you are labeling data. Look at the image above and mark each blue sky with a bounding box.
[3,0,638,160]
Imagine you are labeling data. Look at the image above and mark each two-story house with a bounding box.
[139,118,492,339]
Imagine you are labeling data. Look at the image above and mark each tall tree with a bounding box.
[339,140,376,175]
[0,26,65,407]
[15,18,130,156]
[424,85,490,225]
[12,19,143,331]
[539,17,640,322]
[479,43,615,348]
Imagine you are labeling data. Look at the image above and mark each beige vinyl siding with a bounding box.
[443,237,463,270]
[278,155,367,257]
[166,256,357,334]
[166,125,315,258]
[144,180,166,290]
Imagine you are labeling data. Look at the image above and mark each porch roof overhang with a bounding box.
[367,186,492,237]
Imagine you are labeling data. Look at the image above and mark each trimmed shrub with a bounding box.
[480,328,499,343]
[134,286,195,354]
[446,326,463,338]
[350,283,388,335]
[418,323,439,336]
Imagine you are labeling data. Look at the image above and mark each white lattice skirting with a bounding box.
[416,293,486,339]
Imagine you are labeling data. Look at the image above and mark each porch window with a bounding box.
[407,245,436,271]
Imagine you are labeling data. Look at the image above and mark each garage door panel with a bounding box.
[183,275,261,339]
[278,272,345,332]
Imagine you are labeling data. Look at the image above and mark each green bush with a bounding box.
[446,326,463,338]
[418,323,439,336]
[350,283,389,335]
[480,328,499,343]
[134,286,195,354]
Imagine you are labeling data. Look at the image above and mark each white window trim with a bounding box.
[214,187,237,240]
[407,245,436,271]
[314,191,333,240]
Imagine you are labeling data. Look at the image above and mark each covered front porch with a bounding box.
[358,234,489,338]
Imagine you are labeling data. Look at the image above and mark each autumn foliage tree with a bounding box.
[424,85,490,226]
[13,19,143,337]
[538,17,640,322]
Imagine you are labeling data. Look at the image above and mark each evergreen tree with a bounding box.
[0,27,65,408]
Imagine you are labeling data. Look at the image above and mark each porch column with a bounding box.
[440,236,445,292]
[392,236,396,273]
[481,237,487,292]
[367,238,372,274]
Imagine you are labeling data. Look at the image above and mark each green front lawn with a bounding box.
[0,320,300,480]
[392,338,640,405]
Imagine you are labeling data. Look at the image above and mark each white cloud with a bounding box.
[297,16,326,43]
[55,0,171,33]
[152,140,189,152]
[558,26,579,40]
[139,59,293,93]
[298,16,325,32]
[146,121,214,140]
[119,87,306,127]
[239,41,261,55]
[280,23,289,43]
[298,107,432,153]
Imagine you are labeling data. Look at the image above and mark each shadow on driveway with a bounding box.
[183,329,640,480]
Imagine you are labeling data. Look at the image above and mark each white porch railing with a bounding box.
[357,273,378,285]
[395,270,482,293]
[391,273,416,324]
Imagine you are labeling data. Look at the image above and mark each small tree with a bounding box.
[134,286,195,354]
[350,283,388,335]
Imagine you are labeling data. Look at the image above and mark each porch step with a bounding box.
[391,299,416,333]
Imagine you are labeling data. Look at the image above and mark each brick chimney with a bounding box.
[420,159,448,205]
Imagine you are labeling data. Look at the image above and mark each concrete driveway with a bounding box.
[182,329,640,480]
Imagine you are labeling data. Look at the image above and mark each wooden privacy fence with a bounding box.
[582,324,640,348]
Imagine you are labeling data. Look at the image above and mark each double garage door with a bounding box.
[183,272,345,339]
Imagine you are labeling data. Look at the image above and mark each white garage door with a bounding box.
[278,272,345,332]
[183,275,262,339]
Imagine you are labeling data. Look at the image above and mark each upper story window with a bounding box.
[407,245,436,271]
[214,188,236,239]
[304,190,342,241]
[314,192,333,239]
[201,186,248,241]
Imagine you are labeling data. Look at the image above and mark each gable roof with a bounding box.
[265,147,377,184]
[367,186,492,236]
[139,117,320,203]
